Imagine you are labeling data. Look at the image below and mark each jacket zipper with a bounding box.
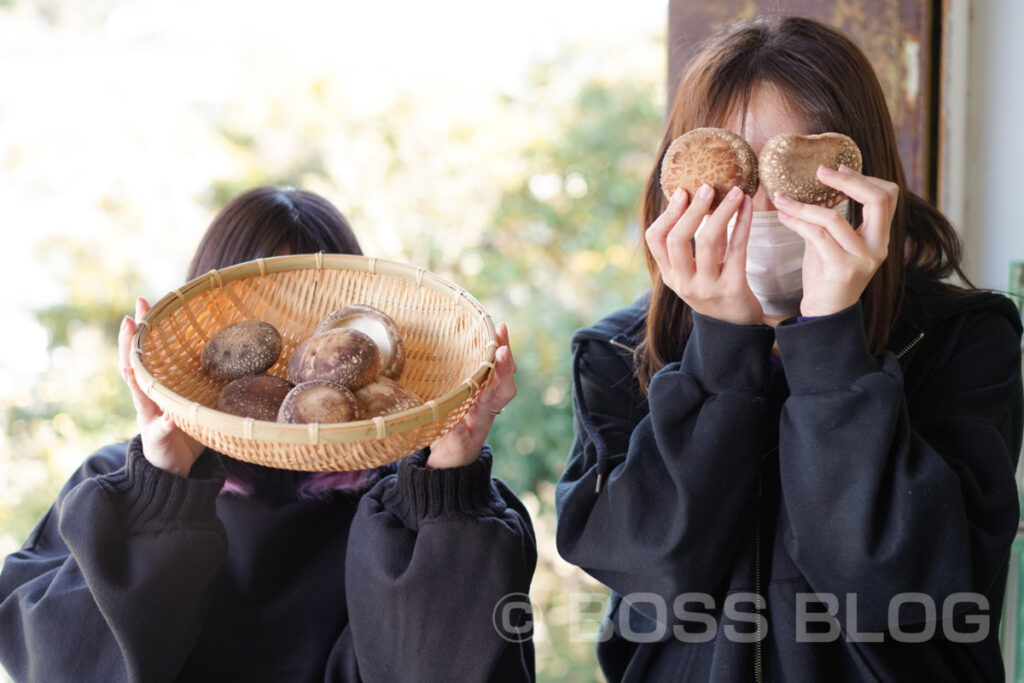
[745,329,920,683]
[609,339,635,354]
[895,331,925,359]
[754,474,764,683]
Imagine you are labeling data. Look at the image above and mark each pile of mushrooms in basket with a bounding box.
[201,305,422,425]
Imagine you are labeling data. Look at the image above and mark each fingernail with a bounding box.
[837,164,852,173]
[726,186,742,201]
[670,188,683,207]
[818,165,837,176]
[775,195,793,206]
[698,184,713,200]
[120,315,130,328]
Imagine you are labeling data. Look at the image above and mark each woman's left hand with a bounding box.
[775,164,897,317]
[426,322,517,469]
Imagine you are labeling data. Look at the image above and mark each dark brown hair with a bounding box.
[635,15,970,390]
[189,187,374,494]
[187,186,362,280]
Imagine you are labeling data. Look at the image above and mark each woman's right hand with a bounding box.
[118,297,205,478]
[645,184,763,326]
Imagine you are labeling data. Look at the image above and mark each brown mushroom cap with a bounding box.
[201,320,282,381]
[660,127,759,209]
[354,376,424,418]
[313,305,406,380]
[217,374,293,421]
[277,380,359,424]
[286,327,383,389]
[758,132,862,207]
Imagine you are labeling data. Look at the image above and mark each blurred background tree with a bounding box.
[474,72,661,494]
[1,1,665,680]
[460,69,663,679]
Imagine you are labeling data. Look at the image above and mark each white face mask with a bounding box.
[725,199,851,317]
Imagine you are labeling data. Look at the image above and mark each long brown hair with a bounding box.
[635,16,969,391]
[188,186,362,280]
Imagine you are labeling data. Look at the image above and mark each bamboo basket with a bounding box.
[129,253,497,471]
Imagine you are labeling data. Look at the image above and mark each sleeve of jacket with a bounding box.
[555,312,777,610]
[774,300,1023,633]
[0,436,228,682]
[339,446,537,683]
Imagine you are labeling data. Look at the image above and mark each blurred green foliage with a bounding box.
[2,237,139,545]
[465,76,662,680]
[475,76,661,498]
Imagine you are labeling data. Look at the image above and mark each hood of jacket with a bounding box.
[571,278,1022,359]
[569,278,1022,494]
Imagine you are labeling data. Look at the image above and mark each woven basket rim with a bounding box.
[128,253,497,446]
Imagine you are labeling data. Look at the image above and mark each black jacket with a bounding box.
[556,279,1023,682]
[0,438,536,682]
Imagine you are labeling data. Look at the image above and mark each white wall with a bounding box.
[955,0,1024,291]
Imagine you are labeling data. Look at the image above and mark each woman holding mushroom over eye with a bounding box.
[556,16,1022,683]
[0,186,536,683]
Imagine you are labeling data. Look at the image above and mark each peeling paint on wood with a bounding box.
[904,37,921,104]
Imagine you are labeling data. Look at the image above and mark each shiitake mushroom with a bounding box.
[286,328,382,390]
[313,305,406,380]
[277,380,359,424]
[203,306,417,427]
[201,320,282,381]
[758,132,862,207]
[217,374,293,421]
[660,127,759,209]
[354,376,423,418]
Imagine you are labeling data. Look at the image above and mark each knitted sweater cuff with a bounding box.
[388,445,498,520]
[775,300,879,393]
[96,436,225,531]
[680,311,776,394]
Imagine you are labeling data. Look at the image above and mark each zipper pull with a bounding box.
[895,331,925,359]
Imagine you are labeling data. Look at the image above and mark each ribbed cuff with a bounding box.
[384,445,499,522]
[775,300,879,393]
[97,436,225,531]
[679,312,776,394]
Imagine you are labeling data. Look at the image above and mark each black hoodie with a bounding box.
[0,440,536,682]
[556,279,1022,682]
